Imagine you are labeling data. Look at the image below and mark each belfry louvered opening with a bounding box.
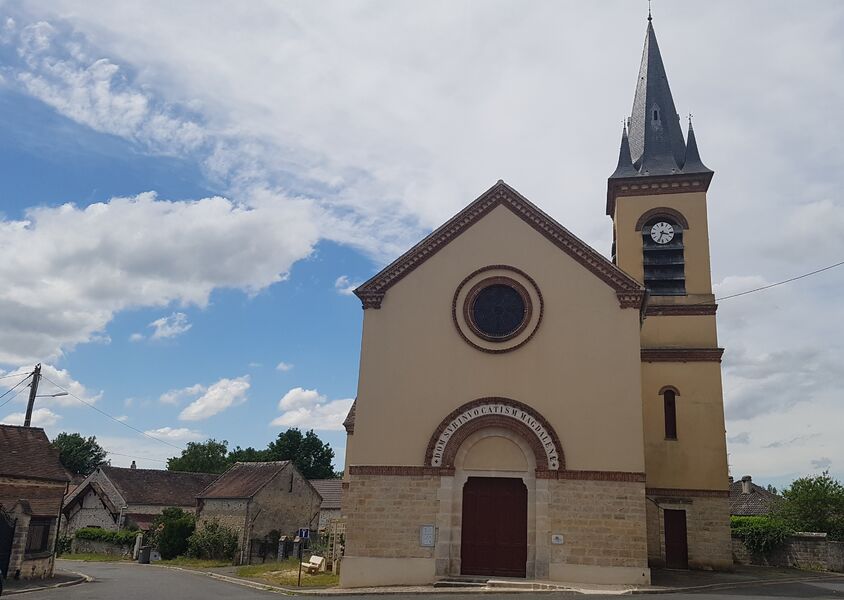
[642,216,685,295]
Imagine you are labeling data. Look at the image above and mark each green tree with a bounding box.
[151,507,195,559]
[266,428,336,479]
[227,446,269,463]
[167,439,229,474]
[777,471,844,540]
[51,432,108,475]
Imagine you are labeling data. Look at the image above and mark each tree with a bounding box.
[151,507,195,559]
[267,428,336,479]
[227,446,269,463]
[167,439,229,474]
[777,471,844,540]
[51,432,108,476]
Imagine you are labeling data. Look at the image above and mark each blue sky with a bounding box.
[1,1,843,488]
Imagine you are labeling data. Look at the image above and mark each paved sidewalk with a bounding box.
[2,570,89,595]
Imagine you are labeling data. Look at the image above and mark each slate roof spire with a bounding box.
[610,123,637,178]
[681,115,712,174]
[610,15,711,179]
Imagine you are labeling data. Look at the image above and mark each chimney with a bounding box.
[130,461,137,470]
[741,475,752,494]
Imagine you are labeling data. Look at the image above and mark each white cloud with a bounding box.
[143,426,204,442]
[275,361,293,372]
[149,312,192,340]
[178,376,249,421]
[272,387,353,431]
[334,275,361,296]
[1,407,61,427]
[115,415,128,422]
[160,383,206,405]
[0,363,100,407]
[128,333,145,342]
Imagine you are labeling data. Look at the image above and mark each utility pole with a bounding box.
[24,363,41,427]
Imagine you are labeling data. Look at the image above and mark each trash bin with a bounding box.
[138,545,151,564]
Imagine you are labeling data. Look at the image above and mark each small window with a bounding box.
[25,518,53,554]
[289,473,294,493]
[653,109,659,121]
[664,390,677,440]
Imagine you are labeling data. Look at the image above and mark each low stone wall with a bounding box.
[71,537,135,558]
[732,533,843,572]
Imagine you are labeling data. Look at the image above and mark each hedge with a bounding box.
[74,527,139,546]
[731,516,792,556]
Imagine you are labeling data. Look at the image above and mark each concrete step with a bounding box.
[434,577,489,588]
[487,579,573,591]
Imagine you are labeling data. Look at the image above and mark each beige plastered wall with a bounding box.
[347,203,646,474]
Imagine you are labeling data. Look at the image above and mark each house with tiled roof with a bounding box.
[0,425,71,580]
[729,475,780,517]
[310,479,342,530]
[196,461,322,565]
[62,464,219,535]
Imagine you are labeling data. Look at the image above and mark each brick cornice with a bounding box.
[606,171,714,216]
[348,466,453,476]
[645,304,718,316]
[355,181,644,310]
[347,466,646,483]
[646,487,729,498]
[641,348,724,362]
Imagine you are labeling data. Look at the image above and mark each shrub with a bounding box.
[187,519,238,561]
[74,527,139,546]
[731,516,793,556]
[150,508,196,560]
[56,534,73,556]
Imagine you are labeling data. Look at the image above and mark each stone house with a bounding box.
[62,464,219,535]
[310,479,342,530]
[0,425,71,580]
[196,461,322,565]
[729,476,780,517]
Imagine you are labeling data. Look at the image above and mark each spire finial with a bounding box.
[648,0,652,21]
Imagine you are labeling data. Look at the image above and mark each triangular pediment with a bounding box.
[355,181,644,310]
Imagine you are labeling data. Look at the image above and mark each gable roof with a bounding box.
[354,181,644,310]
[197,461,290,499]
[100,466,219,506]
[0,425,70,482]
[310,479,342,510]
[729,478,781,516]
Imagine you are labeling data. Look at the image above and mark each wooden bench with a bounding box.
[304,555,325,574]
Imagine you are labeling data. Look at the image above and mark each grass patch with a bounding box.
[237,559,338,588]
[58,553,130,562]
[159,557,232,568]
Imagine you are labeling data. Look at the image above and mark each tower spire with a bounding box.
[611,123,637,178]
[682,115,712,174]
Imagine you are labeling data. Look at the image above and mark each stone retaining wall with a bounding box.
[732,533,843,572]
[71,537,135,557]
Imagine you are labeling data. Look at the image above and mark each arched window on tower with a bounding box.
[661,387,679,440]
[642,216,685,295]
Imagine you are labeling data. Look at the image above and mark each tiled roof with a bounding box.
[101,466,219,506]
[198,462,289,499]
[0,483,66,516]
[0,425,70,482]
[310,479,342,510]
[730,479,781,516]
[343,400,356,434]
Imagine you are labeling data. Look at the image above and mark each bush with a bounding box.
[56,534,73,556]
[74,527,139,546]
[150,508,196,560]
[187,519,238,561]
[731,516,793,556]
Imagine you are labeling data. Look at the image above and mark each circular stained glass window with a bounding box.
[469,282,528,340]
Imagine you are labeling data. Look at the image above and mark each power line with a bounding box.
[0,376,33,411]
[714,259,844,303]
[40,375,185,452]
[105,450,168,465]
[0,372,30,381]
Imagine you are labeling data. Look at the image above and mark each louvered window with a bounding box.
[642,217,685,295]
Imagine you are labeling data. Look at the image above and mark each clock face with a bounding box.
[650,221,675,244]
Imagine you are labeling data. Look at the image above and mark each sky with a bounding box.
[0,1,842,489]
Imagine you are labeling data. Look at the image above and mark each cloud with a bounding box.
[811,457,832,470]
[728,432,750,445]
[0,363,100,407]
[143,426,204,442]
[275,361,293,372]
[272,387,353,431]
[763,434,821,449]
[334,275,361,296]
[128,333,145,342]
[148,312,192,340]
[178,376,249,421]
[159,383,206,405]
[1,407,61,427]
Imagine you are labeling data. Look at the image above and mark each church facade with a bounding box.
[340,17,731,587]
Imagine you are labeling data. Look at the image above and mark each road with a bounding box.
[18,560,844,600]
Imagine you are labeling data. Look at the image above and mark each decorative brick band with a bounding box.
[606,171,714,216]
[645,304,718,316]
[646,487,729,498]
[537,470,646,482]
[641,348,724,362]
[425,397,564,471]
[348,466,453,476]
[635,207,690,231]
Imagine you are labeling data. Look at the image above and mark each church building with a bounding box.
[340,16,731,587]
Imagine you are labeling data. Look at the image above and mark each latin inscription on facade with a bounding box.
[430,402,560,469]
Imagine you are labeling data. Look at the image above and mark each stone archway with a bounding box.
[425,398,564,472]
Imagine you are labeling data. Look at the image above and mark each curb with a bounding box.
[3,571,93,596]
[630,573,844,595]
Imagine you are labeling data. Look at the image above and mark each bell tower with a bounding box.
[607,15,732,570]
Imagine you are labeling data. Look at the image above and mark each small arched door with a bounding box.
[460,477,527,577]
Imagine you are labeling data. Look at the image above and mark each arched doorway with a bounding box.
[461,476,527,577]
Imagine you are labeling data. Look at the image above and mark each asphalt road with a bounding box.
[18,561,844,600]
